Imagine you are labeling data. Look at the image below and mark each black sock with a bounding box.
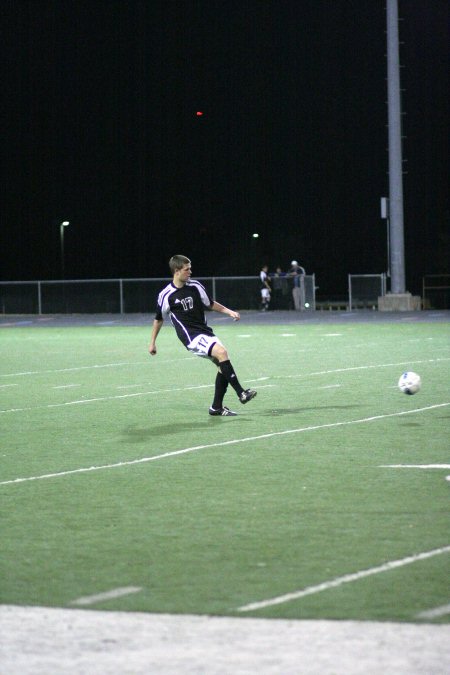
[212,371,228,410]
[219,360,244,396]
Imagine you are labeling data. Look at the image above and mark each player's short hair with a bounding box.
[169,255,191,274]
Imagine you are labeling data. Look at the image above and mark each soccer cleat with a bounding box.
[209,406,238,417]
[239,389,257,404]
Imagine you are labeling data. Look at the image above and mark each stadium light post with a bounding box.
[386,0,405,293]
[60,221,70,279]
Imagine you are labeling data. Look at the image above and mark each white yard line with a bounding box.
[0,357,193,378]
[2,355,448,380]
[298,357,450,379]
[1,402,448,486]
[0,387,190,413]
[71,587,142,606]
[1,355,448,414]
[0,383,275,414]
[0,361,147,377]
[381,465,450,470]
[416,603,450,620]
[237,545,450,612]
[116,375,270,391]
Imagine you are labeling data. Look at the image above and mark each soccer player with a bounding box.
[260,264,271,311]
[149,255,257,416]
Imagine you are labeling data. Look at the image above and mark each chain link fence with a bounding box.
[0,276,316,314]
[348,274,387,310]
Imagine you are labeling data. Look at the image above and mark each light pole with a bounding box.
[60,221,69,278]
[386,0,405,293]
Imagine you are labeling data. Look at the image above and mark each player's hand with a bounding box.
[149,344,157,356]
[229,311,240,321]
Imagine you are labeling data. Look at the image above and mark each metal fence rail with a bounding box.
[348,274,387,310]
[422,274,450,310]
[0,276,317,314]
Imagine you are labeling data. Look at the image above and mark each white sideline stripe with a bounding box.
[117,376,269,390]
[0,362,148,377]
[381,464,450,469]
[71,587,142,606]
[1,402,448,486]
[3,355,448,380]
[284,357,450,379]
[52,384,81,390]
[0,383,18,388]
[0,356,193,378]
[0,382,275,414]
[416,603,450,619]
[0,387,199,413]
[237,545,450,612]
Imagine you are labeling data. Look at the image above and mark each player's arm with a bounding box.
[210,301,240,322]
[149,318,164,355]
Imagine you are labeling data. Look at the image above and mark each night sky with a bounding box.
[1,0,448,296]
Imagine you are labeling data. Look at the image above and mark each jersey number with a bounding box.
[181,297,194,311]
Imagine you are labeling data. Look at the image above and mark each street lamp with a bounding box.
[60,221,69,278]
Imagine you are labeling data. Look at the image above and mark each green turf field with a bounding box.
[1,318,449,623]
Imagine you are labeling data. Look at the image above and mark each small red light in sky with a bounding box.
[196,111,203,116]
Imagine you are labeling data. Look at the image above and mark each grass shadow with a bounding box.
[124,418,247,442]
[260,404,363,417]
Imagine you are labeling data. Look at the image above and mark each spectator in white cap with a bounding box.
[289,260,306,310]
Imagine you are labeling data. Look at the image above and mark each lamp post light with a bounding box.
[60,221,69,278]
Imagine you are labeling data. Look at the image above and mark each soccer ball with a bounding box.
[398,371,421,395]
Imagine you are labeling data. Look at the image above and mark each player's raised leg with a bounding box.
[210,343,257,406]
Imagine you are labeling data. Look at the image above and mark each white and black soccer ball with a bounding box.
[398,371,421,395]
